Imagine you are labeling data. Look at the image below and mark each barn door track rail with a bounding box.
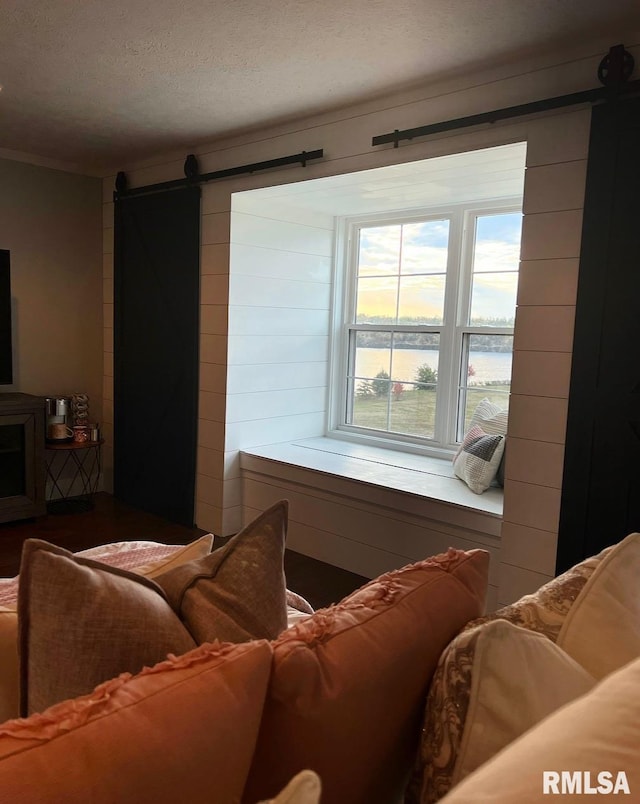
[114,149,324,201]
[372,44,639,148]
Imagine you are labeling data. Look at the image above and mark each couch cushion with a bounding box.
[242,547,489,804]
[0,640,273,804]
[0,535,212,725]
[440,655,640,803]
[155,500,289,643]
[407,619,595,803]
[18,539,197,716]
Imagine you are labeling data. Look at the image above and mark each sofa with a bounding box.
[0,501,638,803]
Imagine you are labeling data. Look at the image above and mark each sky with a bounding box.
[356,212,522,323]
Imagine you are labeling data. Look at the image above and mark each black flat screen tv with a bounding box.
[0,250,13,385]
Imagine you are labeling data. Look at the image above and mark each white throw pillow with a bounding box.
[440,656,640,803]
[258,770,322,804]
[408,619,595,802]
[470,397,508,435]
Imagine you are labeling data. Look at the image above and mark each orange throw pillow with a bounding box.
[0,640,273,803]
[242,548,489,804]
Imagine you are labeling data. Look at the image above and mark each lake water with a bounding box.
[355,348,512,384]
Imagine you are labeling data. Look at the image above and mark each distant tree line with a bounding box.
[354,315,514,353]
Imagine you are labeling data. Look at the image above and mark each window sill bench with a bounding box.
[241,436,502,517]
[240,437,502,605]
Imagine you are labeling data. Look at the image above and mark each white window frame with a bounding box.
[327,198,522,456]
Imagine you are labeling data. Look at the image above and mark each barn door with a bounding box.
[114,187,200,526]
[557,97,640,572]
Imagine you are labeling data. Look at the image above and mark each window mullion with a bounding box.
[434,209,463,446]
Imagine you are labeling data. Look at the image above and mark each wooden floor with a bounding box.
[0,493,368,609]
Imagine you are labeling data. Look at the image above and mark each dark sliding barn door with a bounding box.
[114,187,200,526]
[557,96,640,572]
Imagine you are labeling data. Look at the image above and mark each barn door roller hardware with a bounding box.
[114,148,324,200]
[372,44,638,148]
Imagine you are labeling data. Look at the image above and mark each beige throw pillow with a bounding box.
[407,619,595,803]
[440,656,640,803]
[18,504,291,715]
[155,501,289,643]
[0,608,18,726]
[556,531,640,679]
[0,534,213,725]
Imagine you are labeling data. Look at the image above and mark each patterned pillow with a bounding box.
[405,536,635,804]
[453,425,505,494]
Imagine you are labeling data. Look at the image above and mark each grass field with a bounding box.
[351,383,509,438]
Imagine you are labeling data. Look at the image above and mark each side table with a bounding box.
[44,439,104,514]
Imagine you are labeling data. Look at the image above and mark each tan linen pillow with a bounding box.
[407,619,595,803]
[243,548,489,804]
[156,500,289,643]
[258,770,322,804]
[0,535,213,725]
[18,539,197,716]
[0,608,18,726]
[0,640,273,804]
[556,532,640,679]
[440,655,640,803]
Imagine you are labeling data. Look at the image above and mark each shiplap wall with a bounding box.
[218,204,333,533]
[102,38,640,604]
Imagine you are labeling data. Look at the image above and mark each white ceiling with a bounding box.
[233,143,527,217]
[0,1,637,174]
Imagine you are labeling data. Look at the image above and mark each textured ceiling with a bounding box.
[0,0,638,174]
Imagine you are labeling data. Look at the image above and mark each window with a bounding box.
[334,203,522,452]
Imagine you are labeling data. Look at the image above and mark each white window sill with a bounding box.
[240,436,503,518]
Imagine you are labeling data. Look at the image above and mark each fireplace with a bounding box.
[0,394,46,523]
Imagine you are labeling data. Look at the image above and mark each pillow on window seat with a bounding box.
[469,397,508,487]
[453,425,505,494]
